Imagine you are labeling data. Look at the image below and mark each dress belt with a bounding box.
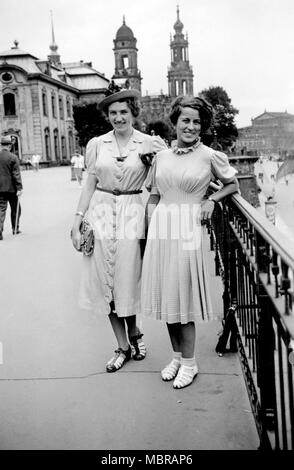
[96,186,142,196]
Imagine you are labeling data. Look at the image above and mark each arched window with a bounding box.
[59,96,64,120]
[51,94,57,118]
[68,130,74,156]
[3,93,16,116]
[44,128,51,160]
[61,136,67,159]
[42,91,48,116]
[53,129,60,160]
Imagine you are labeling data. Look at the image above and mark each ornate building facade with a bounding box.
[0,26,109,162]
[236,111,294,158]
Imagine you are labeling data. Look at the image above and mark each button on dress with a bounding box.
[79,129,167,317]
[141,141,238,324]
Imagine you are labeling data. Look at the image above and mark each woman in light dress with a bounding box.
[141,95,239,389]
[71,85,166,372]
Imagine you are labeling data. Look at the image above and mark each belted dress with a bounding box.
[79,129,166,317]
[141,141,238,324]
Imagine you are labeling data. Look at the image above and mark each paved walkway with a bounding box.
[0,167,259,450]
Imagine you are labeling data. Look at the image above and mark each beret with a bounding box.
[99,89,140,111]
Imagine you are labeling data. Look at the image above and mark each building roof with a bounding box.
[253,111,294,121]
[0,42,109,92]
[0,42,39,60]
[63,62,109,90]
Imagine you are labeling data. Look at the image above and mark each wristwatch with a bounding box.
[208,196,216,204]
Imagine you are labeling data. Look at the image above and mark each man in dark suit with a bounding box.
[0,135,23,240]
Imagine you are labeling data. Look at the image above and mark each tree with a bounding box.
[199,86,239,152]
[146,119,174,144]
[73,102,112,148]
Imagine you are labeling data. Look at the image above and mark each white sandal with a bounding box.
[173,364,198,389]
[161,359,181,381]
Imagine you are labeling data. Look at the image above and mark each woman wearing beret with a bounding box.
[141,95,239,389]
[71,84,166,372]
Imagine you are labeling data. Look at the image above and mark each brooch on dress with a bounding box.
[139,152,156,167]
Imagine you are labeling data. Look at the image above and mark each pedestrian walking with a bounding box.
[71,153,85,185]
[0,135,23,240]
[70,83,167,372]
[141,95,239,389]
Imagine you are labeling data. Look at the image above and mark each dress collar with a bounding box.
[172,139,201,155]
[102,129,145,144]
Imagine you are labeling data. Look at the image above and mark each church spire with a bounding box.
[48,10,61,66]
[168,6,194,97]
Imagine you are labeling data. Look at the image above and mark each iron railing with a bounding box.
[210,193,294,450]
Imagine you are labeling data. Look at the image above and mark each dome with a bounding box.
[174,18,183,31]
[173,6,183,32]
[116,17,135,41]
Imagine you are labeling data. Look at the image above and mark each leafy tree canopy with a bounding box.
[199,86,239,152]
[73,102,112,148]
[146,119,174,143]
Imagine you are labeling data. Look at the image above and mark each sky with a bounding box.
[0,0,294,128]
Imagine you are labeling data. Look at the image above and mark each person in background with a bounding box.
[141,95,239,389]
[71,153,85,186]
[0,135,23,240]
[70,83,166,373]
[31,154,41,172]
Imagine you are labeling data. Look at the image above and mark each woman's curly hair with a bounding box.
[169,95,213,134]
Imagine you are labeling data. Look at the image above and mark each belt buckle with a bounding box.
[112,189,121,196]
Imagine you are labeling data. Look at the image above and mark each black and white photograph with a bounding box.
[0,0,293,455]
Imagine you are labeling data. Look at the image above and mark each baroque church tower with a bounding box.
[112,16,142,93]
[167,6,194,97]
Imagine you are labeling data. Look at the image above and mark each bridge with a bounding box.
[0,166,292,450]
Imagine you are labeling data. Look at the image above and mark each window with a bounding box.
[66,97,71,118]
[42,91,48,116]
[51,94,57,118]
[122,55,129,69]
[61,136,67,159]
[59,96,64,119]
[1,72,13,83]
[53,129,60,160]
[44,128,51,160]
[68,130,74,156]
[3,93,16,116]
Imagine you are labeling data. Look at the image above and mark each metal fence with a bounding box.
[210,193,294,450]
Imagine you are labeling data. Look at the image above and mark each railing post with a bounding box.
[255,232,277,447]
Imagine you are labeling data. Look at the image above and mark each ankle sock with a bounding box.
[173,351,182,361]
[181,357,196,368]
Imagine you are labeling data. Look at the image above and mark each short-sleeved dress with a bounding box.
[79,129,166,317]
[141,140,237,324]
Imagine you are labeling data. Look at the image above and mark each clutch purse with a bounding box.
[80,218,95,256]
